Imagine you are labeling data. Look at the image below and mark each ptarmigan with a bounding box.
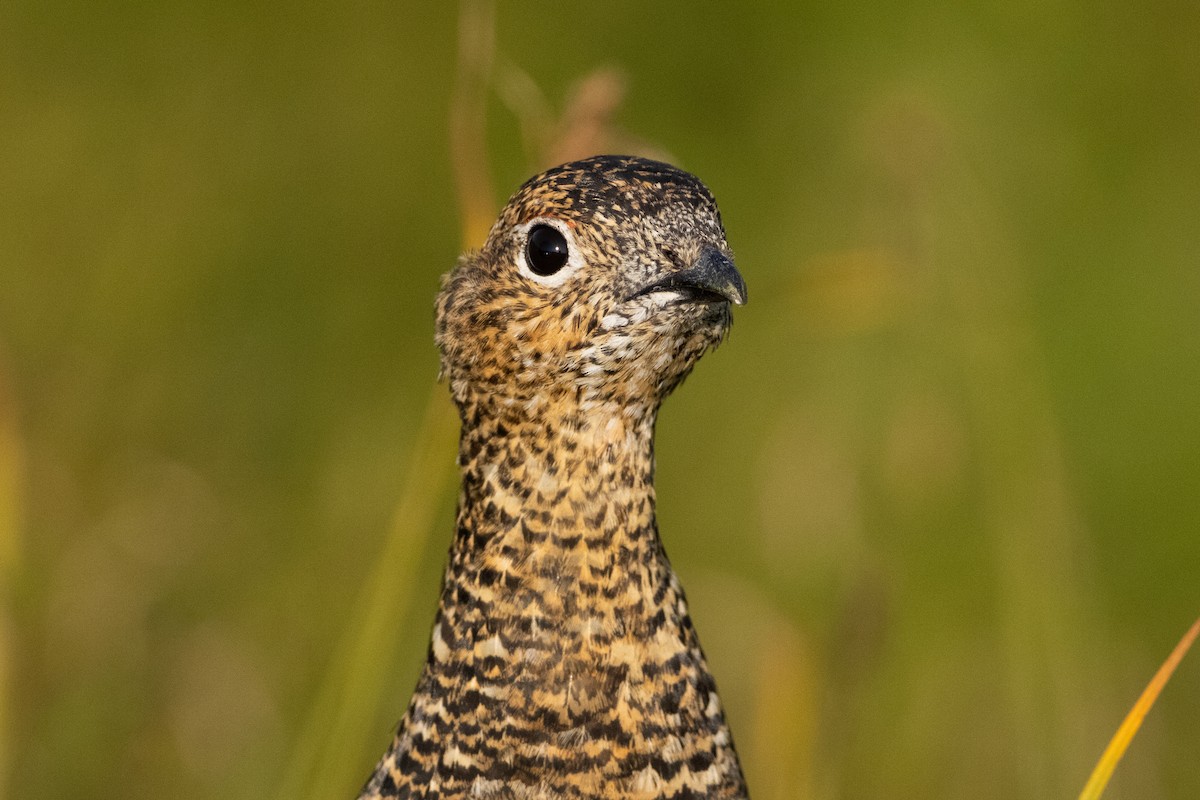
[359,155,749,799]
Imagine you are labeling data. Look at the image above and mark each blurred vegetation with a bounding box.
[2,2,1198,799]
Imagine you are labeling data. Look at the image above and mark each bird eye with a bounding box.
[525,224,570,276]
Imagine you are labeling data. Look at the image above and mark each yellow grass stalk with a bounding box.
[1078,617,1200,800]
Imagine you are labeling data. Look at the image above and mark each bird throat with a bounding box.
[454,402,659,594]
[443,403,670,720]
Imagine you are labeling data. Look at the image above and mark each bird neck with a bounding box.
[452,400,661,577]
[387,397,748,798]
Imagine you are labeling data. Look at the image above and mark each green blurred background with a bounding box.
[2,2,1198,798]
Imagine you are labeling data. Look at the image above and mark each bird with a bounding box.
[358,155,749,799]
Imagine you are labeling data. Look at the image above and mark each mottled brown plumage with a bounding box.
[359,155,749,799]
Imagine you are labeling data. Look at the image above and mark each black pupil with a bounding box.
[525,224,569,276]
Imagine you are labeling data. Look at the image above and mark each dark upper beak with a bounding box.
[632,246,747,306]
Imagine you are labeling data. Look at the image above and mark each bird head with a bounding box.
[436,155,746,420]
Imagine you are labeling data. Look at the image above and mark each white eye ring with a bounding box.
[514,217,585,288]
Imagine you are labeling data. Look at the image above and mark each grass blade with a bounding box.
[274,387,458,800]
[1078,616,1200,800]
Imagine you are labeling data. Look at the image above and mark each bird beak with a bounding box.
[632,246,748,306]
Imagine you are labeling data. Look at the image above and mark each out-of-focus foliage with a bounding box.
[1,3,1197,799]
